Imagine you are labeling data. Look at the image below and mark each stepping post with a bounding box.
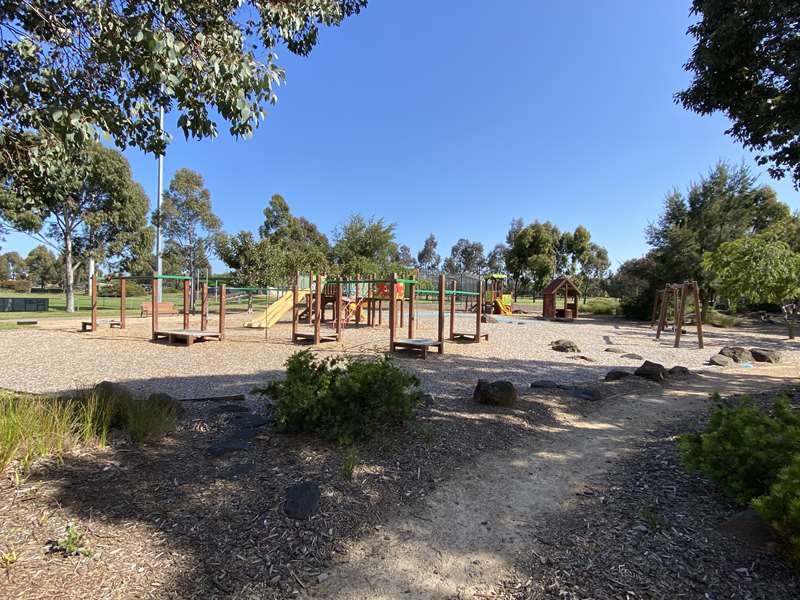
[119,277,126,330]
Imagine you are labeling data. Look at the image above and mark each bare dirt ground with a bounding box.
[1,314,799,599]
[310,367,800,600]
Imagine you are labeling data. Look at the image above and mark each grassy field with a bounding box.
[0,290,270,321]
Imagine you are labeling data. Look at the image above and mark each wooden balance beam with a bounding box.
[390,338,444,359]
[81,319,123,332]
[152,329,223,346]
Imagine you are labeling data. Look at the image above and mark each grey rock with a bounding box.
[720,346,754,363]
[530,380,560,389]
[94,380,134,403]
[284,481,321,520]
[605,370,633,382]
[146,392,183,417]
[481,315,498,324]
[668,365,691,378]
[473,379,518,406]
[565,386,603,401]
[621,353,644,360]
[750,348,781,364]
[551,339,580,353]
[208,438,248,458]
[709,353,733,367]
[634,361,667,383]
[232,413,268,429]
[604,347,625,354]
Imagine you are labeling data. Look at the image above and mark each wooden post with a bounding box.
[91,273,97,332]
[408,279,416,339]
[307,272,313,324]
[476,280,484,342]
[437,274,445,353]
[336,282,343,342]
[674,283,687,348]
[368,275,375,327]
[389,273,397,351]
[399,288,404,329]
[292,272,299,341]
[119,277,126,330]
[182,278,190,330]
[218,284,226,341]
[151,277,158,340]
[449,280,456,340]
[201,282,208,331]
[691,281,704,349]
[655,285,669,340]
[314,273,322,345]
[651,291,661,328]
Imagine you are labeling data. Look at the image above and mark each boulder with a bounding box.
[604,370,633,382]
[719,346,754,363]
[530,380,560,389]
[621,353,644,360]
[709,353,733,367]
[481,315,498,324]
[668,366,691,378]
[564,385,603,401]
[750,348,781,364]
[634,361,667,383]
[146,392,183,416]
[94,380,134,403]
[473,379,518,406]
[551,339,580,353]
[284,481,321,520]
[604,347,625,354]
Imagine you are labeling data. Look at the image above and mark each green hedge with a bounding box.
[258,350,421,443]
[680,395,800,562]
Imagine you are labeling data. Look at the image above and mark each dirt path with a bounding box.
[310,366,799,599]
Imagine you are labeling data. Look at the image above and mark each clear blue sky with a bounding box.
[5,1,799,270]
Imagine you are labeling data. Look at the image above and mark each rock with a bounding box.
[709,353,733,367]
[232,413,268,429]
[565,386,603,401]
[605,370,633,382]
[551,339,580,353]
[481,315,498,324]
[284,481,320,520]
[718,508,777,550]
[634,361,667,383]
[604,347,625,354]
[146,392,184,417]
[573,355,595,362]
[210,403,251,415]
[668,365,691,378]
[473,380,518,406]
[719,346,754,363]
[750,348,781,363]
[94,380,134,403]
[208,438,248,458]
[621,353,644,360]
[530,380,560,389]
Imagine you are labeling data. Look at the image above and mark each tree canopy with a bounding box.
[331,214,401,275]
[1,1,367,199]
[417,234,441,270]
[678,0,800,186]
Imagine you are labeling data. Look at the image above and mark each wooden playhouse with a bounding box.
[542,277,580,320]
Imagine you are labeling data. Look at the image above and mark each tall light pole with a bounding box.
[156,103,164,302]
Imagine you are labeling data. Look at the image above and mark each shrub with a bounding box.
[679,395,800,504]
[583,297,618,315]
[53,523,92,557]
[258,350,421,442]
[753,454,800,562]
[117,395,179,443]
[13,280,31,293]
[704,308,739,328]
[97,280,147,298]
[341,447,358,481]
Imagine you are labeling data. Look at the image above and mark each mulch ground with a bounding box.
[501,386,800,599]
[0,386,552,599]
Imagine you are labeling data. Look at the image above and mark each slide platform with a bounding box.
[244,289,307,328]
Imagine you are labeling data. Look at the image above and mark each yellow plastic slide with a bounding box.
[494,299,513,316]
[244,289,307,328]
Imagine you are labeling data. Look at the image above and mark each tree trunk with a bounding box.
[64,232,75,312]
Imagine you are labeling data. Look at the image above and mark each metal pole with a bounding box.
[156,103,164,302]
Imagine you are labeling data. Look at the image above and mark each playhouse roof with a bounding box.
[542,276,580,295]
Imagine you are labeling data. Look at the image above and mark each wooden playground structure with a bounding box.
[651,280,704,348]
[542,277,580,320]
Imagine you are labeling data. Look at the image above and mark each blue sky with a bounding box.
[5,1,799,269]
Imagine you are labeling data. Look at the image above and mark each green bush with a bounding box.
[13,280,32,293]
[258,350,421,442]
[704,308,739,328]
[583,297,618,315]
[679,395,800,504]
[753,454,800,562]
[97,280,147,298]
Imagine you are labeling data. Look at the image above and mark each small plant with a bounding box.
[342,447,358,482]
[258,351,421,442]
[53,523,92,557]
[1,548,18,566]
[117,395,179,443]
[753,454,800,563]
[704,308,739,328]
[678,394,800,504]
